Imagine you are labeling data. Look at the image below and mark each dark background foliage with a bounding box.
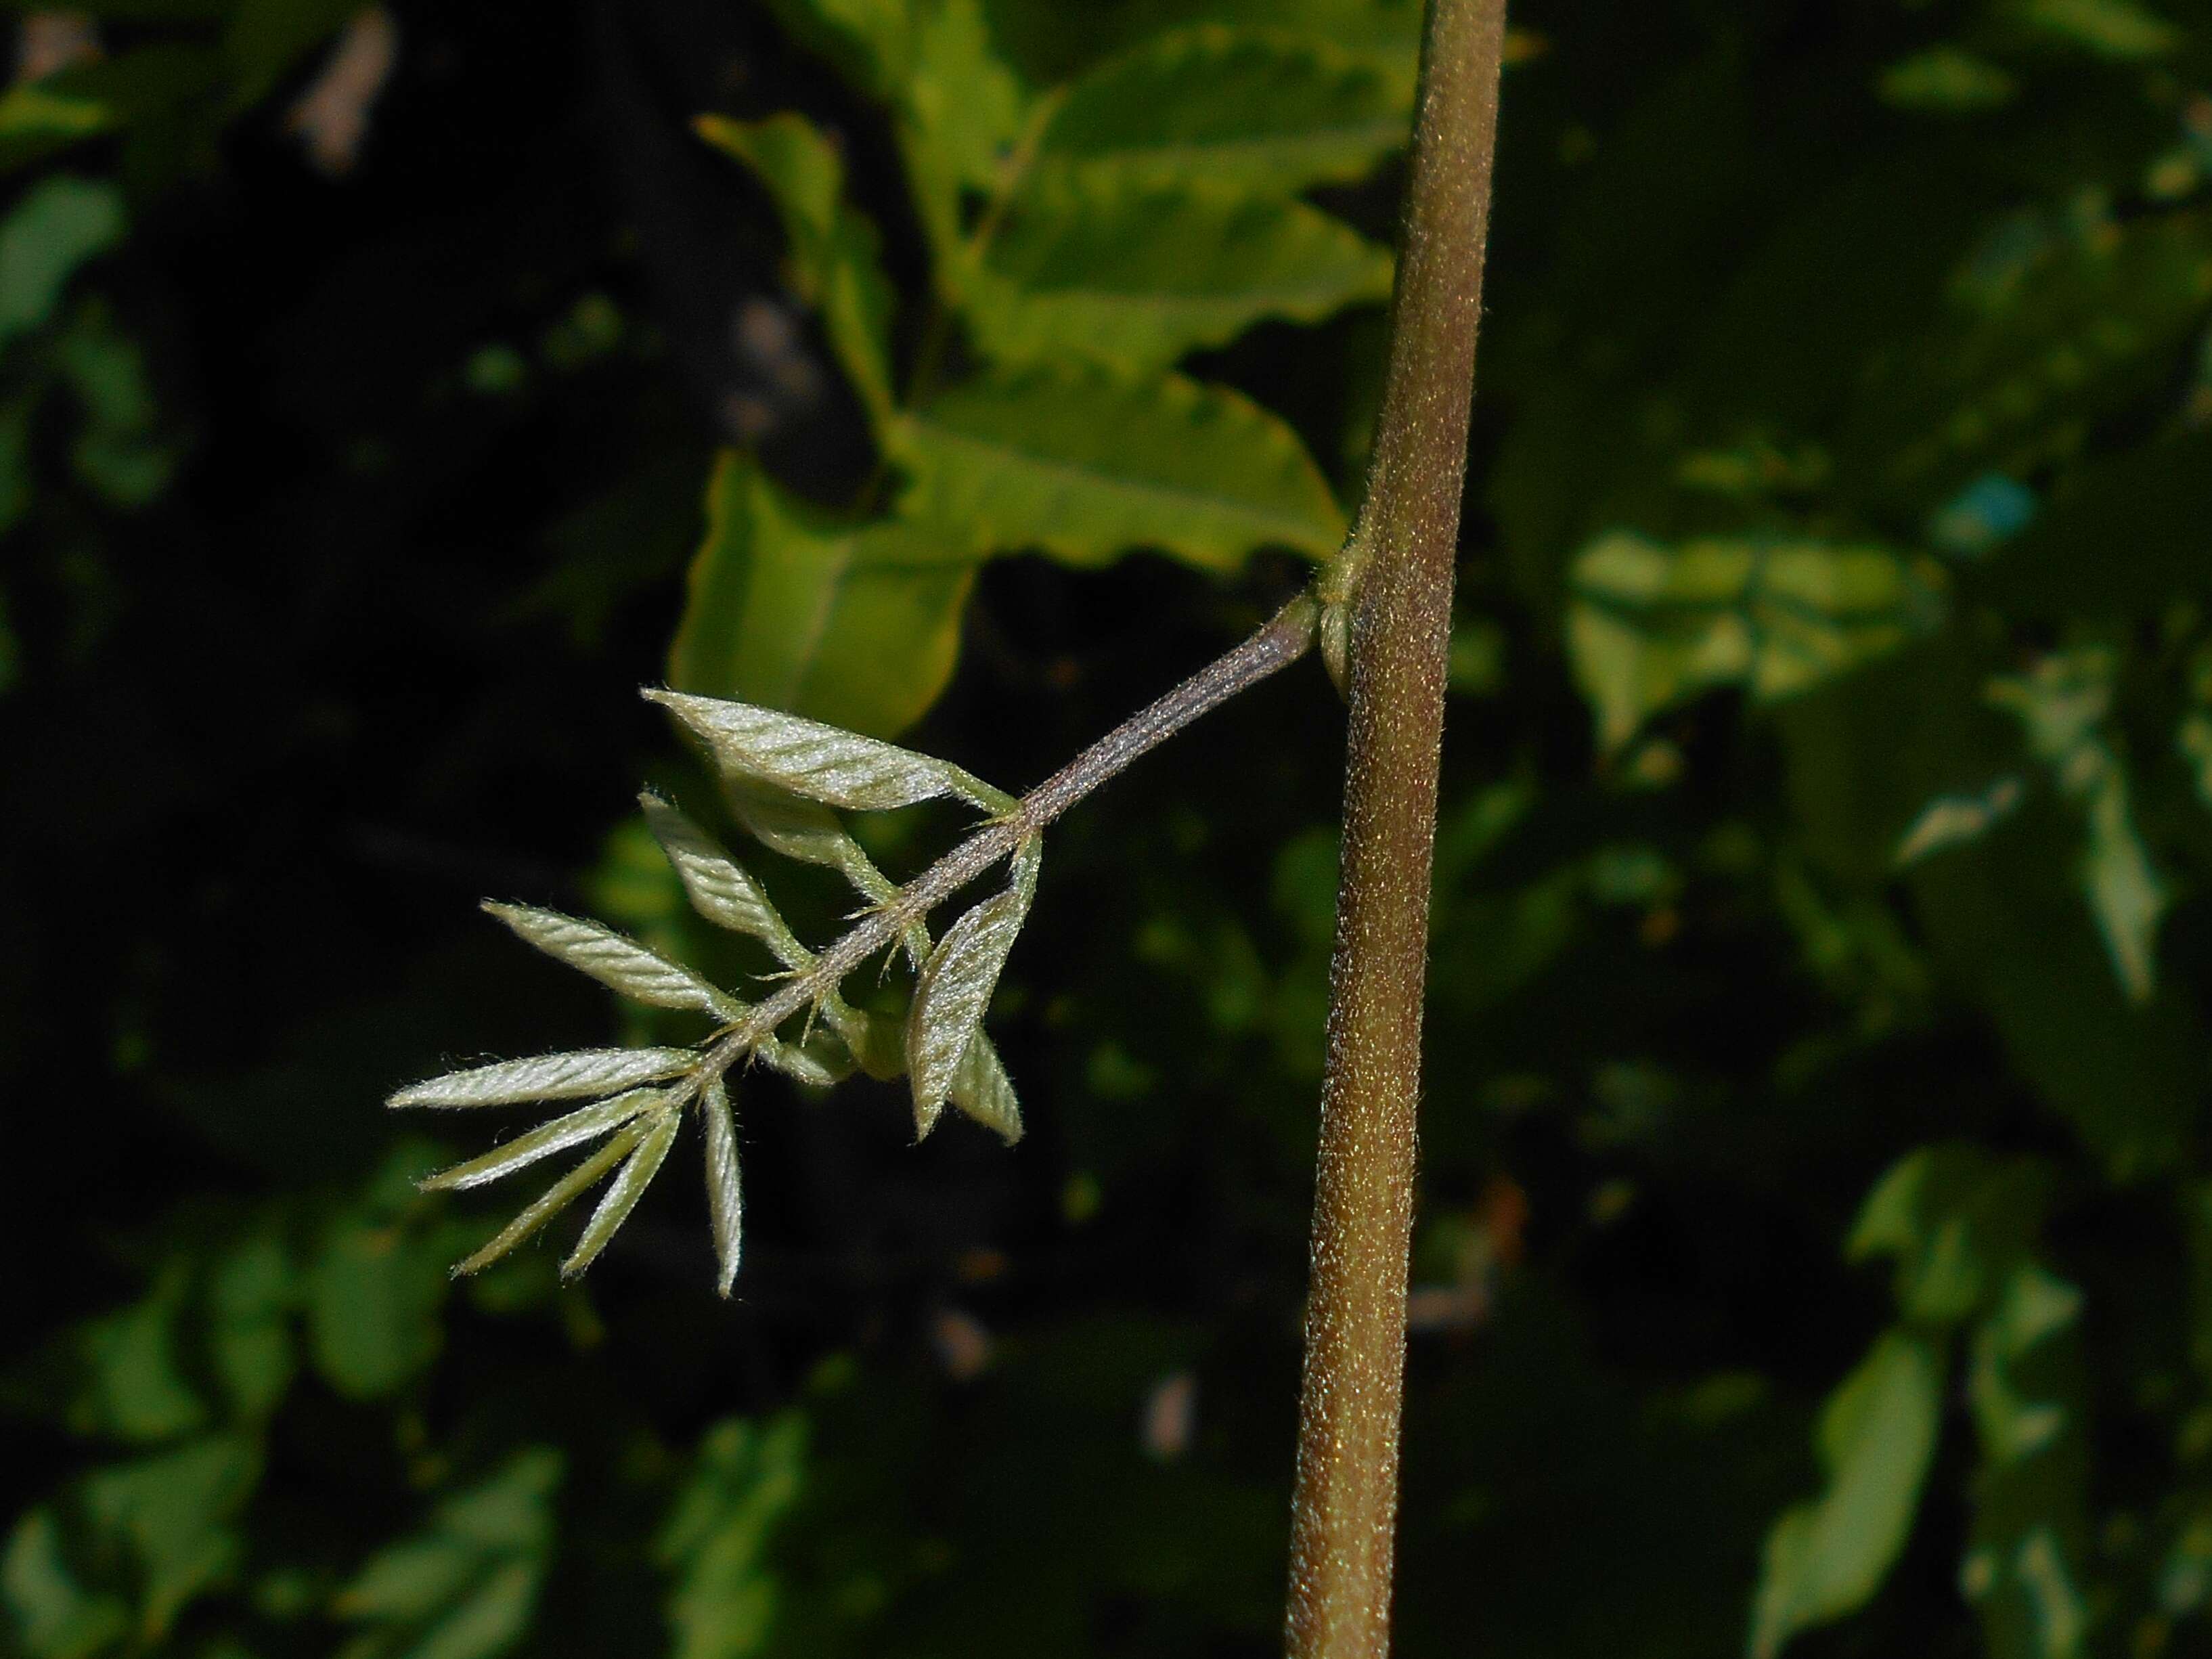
[5,1,2212,1656]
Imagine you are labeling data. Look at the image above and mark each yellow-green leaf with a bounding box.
[669,452,982,739]
[969,173,1393,373]
[893,364,1346,569]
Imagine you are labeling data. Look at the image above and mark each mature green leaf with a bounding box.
[906,837,1040,1135]
[1568,531,1946,751]
[482,903,742,1019]
[762,0,1023,263]
[702,1078,744,1298]
[1038,26,1405,194]
[659,1415,807,1659]
[969,175,1392,373]
[694,114,895,421]
[667,452,982,740]
[1749,1331,1946,1658]
[561,1106,682,1279]
[647,687,1009,813]
[895,364,1346,569]
[389,1048,697,1111]
[336,1450,561,1659]
[0,176,124,349]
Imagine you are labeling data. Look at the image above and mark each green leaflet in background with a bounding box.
[0,175,124,349]
[669,451,981,738]
[1748,1329,1947,1659]
[970,174,1392,374]
[1964,1264,2092,1659]
[334,1450,563,1659]
[1989,649,2167,1002]
[1754,1150,2093,1658]
[893,364,1346,569]
[1842,208,2212,509]
[761,0,1025,265]
[659,1415,808,1659]
[694,114,898,424]
[1036,26,1409,194]
[1848,1145,2052,1327]
[1568,531,1946,753]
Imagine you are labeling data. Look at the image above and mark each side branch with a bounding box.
[1287,1,1510,1656]
[701,594,1317,1081]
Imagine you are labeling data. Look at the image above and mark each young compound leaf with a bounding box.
[893,363,1346,571]
[946,1027,1022,1143]
[906,837,1041,1135]
[640,791,801,955]
[454,1122,652,1279]
[969,175,1393,374]
[702,1076,743,1297]
[667,452,982,740]
[418,1091,666,1193]
[562,1106,682,1279]
[1036,26,1407,196]
[645,688,1014,814]
[692,113,895,423]
[483,903,743,1019]
[388,1047,697,1110]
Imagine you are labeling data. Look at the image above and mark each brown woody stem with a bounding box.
[1286,1,1509,1656]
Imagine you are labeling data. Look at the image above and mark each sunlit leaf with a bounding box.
[968,175,1392,374]
[894,364,1346,569]
[482,903,742,1019]
[667,452,982,740]
[693,113,895,421]
[1038,26,1406,194]
[1748,1331,1945,1658]
[389,1048,697,1111]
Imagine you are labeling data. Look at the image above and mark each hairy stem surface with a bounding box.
[1286,1,1509,1655]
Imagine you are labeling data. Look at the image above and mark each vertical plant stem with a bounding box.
[1285,1,1508,1656]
